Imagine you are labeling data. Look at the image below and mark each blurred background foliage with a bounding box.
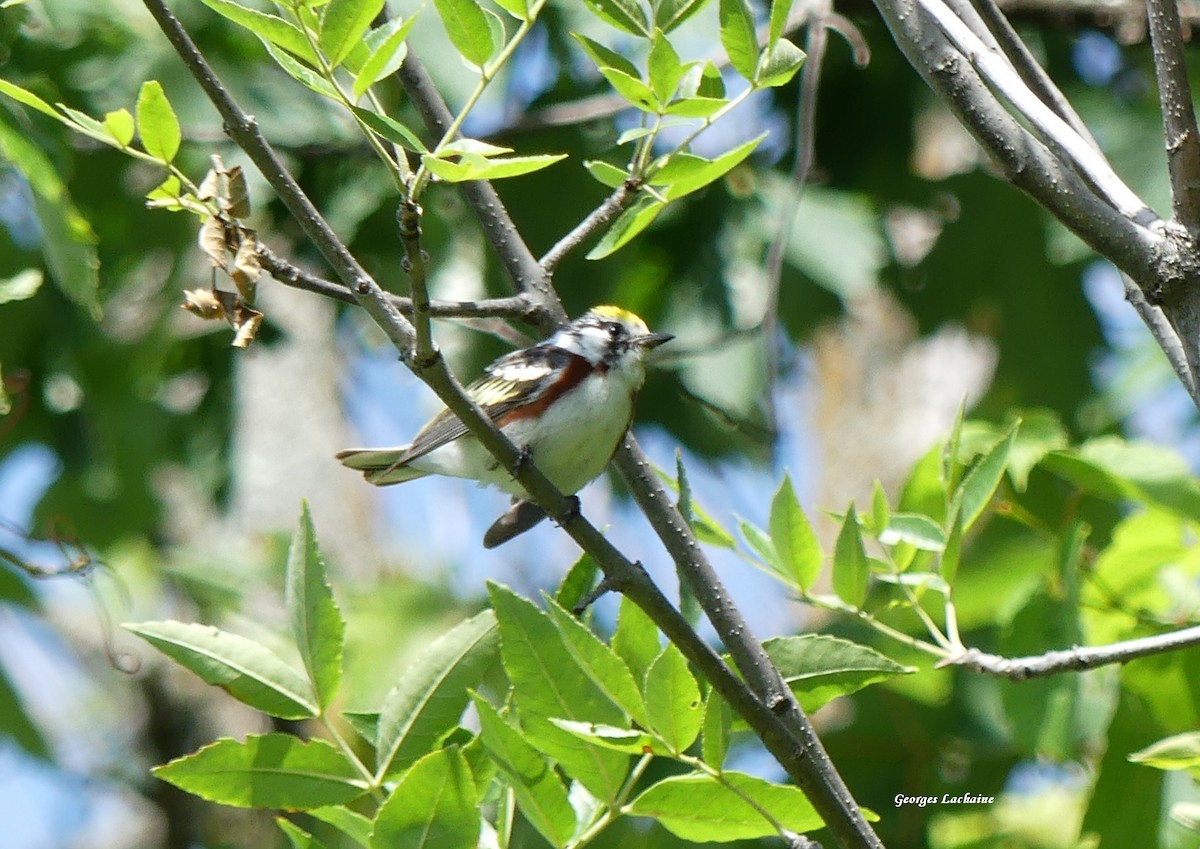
[2,0,1199,847]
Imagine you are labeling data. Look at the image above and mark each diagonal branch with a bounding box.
[1146,0,1200,229]
[539,182,639,273]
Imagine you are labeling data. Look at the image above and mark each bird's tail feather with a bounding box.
[335,448,428,486]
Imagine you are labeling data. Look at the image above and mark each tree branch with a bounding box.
[1146,0,1200,229]
[914,0,1156,225]
[256,244,539,322]
[945,624,1200,678]
[139,0,414,356]
[1120,270,1200,405]
[870,0,1165,283]
[613,439,883,849]
[969,0,1102,152]
[539,182,639,273]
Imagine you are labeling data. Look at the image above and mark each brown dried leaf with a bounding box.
[197,167,221,202]
[231,230,261,303]
[180,288,226,320]
[225,166,250,219]
[198,217,231,269]
[230,302,264,348]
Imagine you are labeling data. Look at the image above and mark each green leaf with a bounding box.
[655,0,710,32]
[550,719,660,754]
[739,518,782,573]
[285,503,345,712]
[663,96,727,118]
[422,153,567,182]
[628,771,825,840]
[102,108,135,147]
[307,807,372,847]
[473,696,575,847]
[483,7,507,58]
[768,0,794,46]
[262,41,340,97]
[321,0,384,67]
[0,269,43,304]
[1130,732,1200,770]
[376,610,499,779]
[571,32,640,79]
[585,160,628,188]
[768,474,821,591]
[648,30,687,105]
[136,81,181,162]
[612,594,660,684]
[433,0,495,68]
[493,0,529,18]
[546,598,648,727]
[755,37,805,87]
[718,0,758,80]
[586,196,664,259]
[763,635,915,712]
[597,66,660,111]
[488,584,629,800]
[153,734,367,809]
[342,710,379,745]
[124,620,317,719]
[199,0,319,64]
[701,691,731,768]
[870,480,889,534]
[879,513,946,552]
[653,461,737,549]
[353,15,418,97]
[277,819,329,849]
[370,749,478,849]
[940,502,964,584]
[832,505,869,608]
[585,0,651,36]
[350,107,429,152]
[554,552,600,611]
[695,61,725,97]
[958,421,1018,530]
[650,134,764,199]
[0,77,60,119]
[644,644,702,753]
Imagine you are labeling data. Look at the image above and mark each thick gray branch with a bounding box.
[1146,0,1200,228]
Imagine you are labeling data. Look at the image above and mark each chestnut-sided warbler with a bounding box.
[337,305,673,547]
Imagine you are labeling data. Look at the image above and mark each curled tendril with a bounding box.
[0,516,139,674]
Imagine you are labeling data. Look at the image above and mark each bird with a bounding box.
[336,305,673,547]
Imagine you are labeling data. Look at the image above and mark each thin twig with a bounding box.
[1146,0,1200,228]
[256,244,539,322]
[1120,271,1200,404]
[944,624,1200,678]
[395,51,563,322]
[539,182,639,272]
[139,0,415,356]
[763,6,831,432]
[398,199,435,362]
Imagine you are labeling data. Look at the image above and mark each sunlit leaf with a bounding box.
[370,748,478,849]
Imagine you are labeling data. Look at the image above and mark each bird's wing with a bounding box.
[393,344,578,465]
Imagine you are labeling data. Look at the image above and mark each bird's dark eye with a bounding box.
[607,323,620,338]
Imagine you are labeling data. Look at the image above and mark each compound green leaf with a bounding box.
[628,771,825,840]
[370,749,478,849]
[153,734,366,809]
[375,610,498,779]
[285,503,344,712]
[125,620,317,719]
[769,474,821,591]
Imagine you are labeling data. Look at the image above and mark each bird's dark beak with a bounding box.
[637,332,674,349]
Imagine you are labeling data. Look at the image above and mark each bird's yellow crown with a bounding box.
[588,304,648,335]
